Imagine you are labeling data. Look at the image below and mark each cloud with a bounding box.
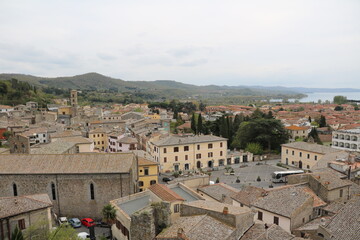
[0,0,359,87]
[97,53,117,61]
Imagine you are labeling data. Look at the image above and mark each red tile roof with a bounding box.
[148,184,184,202]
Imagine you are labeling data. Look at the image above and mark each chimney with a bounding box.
[221,194,226,203]
[223,206,229,215]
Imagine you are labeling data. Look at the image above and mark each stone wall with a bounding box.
[130,207,155,240]
[8,135,30,153]
[0,173,134,219]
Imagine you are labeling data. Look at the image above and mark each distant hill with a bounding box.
[0,72,307,102]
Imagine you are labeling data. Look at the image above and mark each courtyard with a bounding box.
[209,159,286,189]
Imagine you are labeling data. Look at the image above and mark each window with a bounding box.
[220,151,223,156]
[274,216,279,225]
[150,180,156,185]
[184,146,189,151]
[13,183,18,196]
[164,157,167,163]
[164,148,167,153]
[220,142,223,148]
[174,147,179,152]
[18,219,26,230]
[307,154,310,159]
[51,183,56,200]
[76,146,80,153]
[340,189,343,198]
[175,156,178,161]
[258,211,263,220]
[299,152,302,157]
[208,152,213,157]
[307,165,310,169]
[196,154,201,159]
[174,204,180,213]
[208,143,213,149]
[315,155,318,160]
[185,155,188,160]
[286,149,288,154]
[144,168,149,175]
[292,151,294,155]
[102,141,104,144]
[138,181,144,187]
[90,183,95,200]
[197,145,200,150]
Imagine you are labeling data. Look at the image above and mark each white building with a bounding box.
[332,128,360,152]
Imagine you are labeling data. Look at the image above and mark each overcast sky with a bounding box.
[0,0,359,88]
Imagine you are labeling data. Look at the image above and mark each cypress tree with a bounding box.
[191,114,197,134]
[197,113,203,135]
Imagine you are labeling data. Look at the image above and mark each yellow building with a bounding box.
[151,135,227,173]
[89,128,109,151]
[58,106,73,116]
[281,142,340,170]
[138,157,159,192]
[144,113,161,119]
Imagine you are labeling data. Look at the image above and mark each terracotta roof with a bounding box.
[148,184,184,202]
[153,135,226,146]
[156,215,235,240]
[285,125,309,131]
[309,172,352,190]
[0,153,135,174]
[253,186,313,218]
[0,194,52,218]
[138,157,158,166]
[198,183,239,202]
[241,223,295,240]
[323,196,360,240]
[282,142,340,154]
[231,186,266,206]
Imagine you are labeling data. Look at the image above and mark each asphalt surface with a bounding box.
[209,160,286,189]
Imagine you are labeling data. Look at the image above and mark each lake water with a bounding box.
[297,92,360,103]
[270,92,360,103]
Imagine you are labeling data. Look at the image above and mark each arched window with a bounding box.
[51,183,56,200]
[13,183,18,196]
[90,183,95,200]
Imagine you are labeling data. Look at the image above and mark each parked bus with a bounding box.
[271,170,304,183]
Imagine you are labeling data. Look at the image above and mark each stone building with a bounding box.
[0,153,138,219]
[252,185,326,233]
[0,194,53,240]
[287,171,352,203]
[285,125,310,141]
[111,183,203,240]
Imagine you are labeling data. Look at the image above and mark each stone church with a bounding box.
[0,153,138,219]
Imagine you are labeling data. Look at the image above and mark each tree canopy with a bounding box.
[232,118,288,151]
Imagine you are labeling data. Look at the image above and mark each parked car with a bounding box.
[68,218,82,228]
[81,218,96,227]
[96,221,111,228]
[77,232,90,239]
[162,177,173,183]
[58,217,68,226]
